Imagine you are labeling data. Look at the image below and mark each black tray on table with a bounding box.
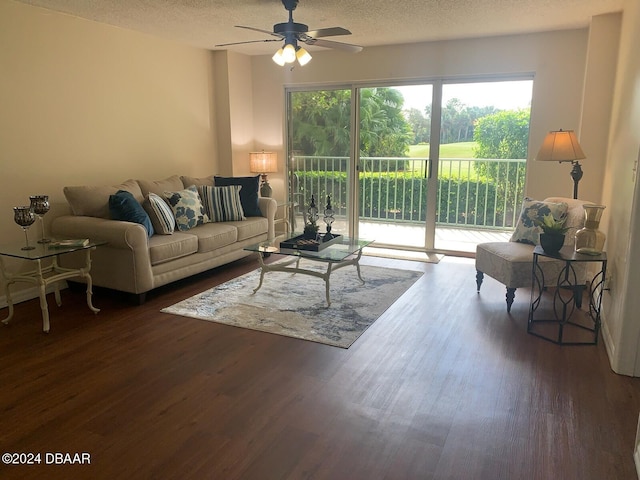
[279,234,342,252]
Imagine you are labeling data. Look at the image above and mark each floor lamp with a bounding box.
[535,129,586,199]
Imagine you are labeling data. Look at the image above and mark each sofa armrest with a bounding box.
[51,215,154,294]
[51,215,149,249]
[258,197,278,240]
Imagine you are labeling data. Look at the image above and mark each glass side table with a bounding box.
[528,245,607,345]
[0,240,106,333]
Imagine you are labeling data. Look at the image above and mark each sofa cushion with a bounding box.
[148,232,198,266]
[137,175,184,197]
[228,217,268,241]
[64,179,143,219]
[181,175,214,189]
[510,198,568,245]
[163,185,209,231]
[198,185,245,222]
[188,223,238,253]
[214,175,261,217]
[109,190,154,237]
[143,193,175,235]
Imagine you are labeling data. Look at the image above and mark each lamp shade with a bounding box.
[249,151,277,174]
[272,48,286,66]
[535,129,586,163]
[296,47,312,66]
[282,43,296,63]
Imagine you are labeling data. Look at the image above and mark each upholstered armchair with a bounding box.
[475,197,591,312]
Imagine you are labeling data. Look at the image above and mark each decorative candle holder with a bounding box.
[303,194,319,239]
[30,195,51,243]
[13,206,36,250]
[323,194,335,241]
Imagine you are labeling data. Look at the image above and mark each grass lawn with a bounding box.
[408,142,476,159]
[408,142,481,179]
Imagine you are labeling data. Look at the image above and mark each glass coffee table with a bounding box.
[244,235,373,306]
[0,240,105,333]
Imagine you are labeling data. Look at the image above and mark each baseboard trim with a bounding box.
[601,312,616,366]
[0,282,68,310]
[635,413,640,480]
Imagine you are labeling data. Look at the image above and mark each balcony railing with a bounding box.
[291,156,526,230]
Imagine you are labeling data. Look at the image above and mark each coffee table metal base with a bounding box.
[252,248,366,306]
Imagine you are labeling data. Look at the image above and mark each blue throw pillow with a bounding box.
[214,175,261,217]
[109,190,154,237]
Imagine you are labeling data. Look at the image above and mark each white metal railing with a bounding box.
[290,156,526,230]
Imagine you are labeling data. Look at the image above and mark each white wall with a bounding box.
[213,50,255,176]
[0,0,218,300]
[250,29,595,203]
[600,0,640,375]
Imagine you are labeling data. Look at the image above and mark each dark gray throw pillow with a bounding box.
[214,175,261,217]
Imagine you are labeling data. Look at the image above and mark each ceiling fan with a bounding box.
[215,0,363,66]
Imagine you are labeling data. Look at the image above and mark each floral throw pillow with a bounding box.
[163,185,209,231]
[510,198,569,245]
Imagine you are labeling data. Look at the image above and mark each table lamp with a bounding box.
[250,151,277,197]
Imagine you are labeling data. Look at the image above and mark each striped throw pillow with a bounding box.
[198,185,245,222]
[143,192,175,234]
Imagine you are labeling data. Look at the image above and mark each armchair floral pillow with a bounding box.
[510,198,568,245]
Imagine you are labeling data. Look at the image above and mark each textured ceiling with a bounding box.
[15,0,623,55]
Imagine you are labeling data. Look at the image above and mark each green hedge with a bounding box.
[295,171,521,228]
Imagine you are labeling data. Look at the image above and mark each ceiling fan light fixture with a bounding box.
[282,43,297,63]
[296,46,312,66]
[272,47,286,66]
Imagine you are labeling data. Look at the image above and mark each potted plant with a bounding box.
[303,221,319,239]
[536,213,569,254]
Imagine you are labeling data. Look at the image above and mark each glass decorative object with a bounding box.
[30,195,51,243]
[303,194,319,239]
[323,194,335,241]
[13,206,36,250]
[575,204,606,255]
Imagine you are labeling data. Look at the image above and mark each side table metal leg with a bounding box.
[38,281,50,333]
[54,282,62,307]
[85,274,100,314]
[1,281,15,326]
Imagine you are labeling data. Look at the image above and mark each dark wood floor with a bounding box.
[1,254,640,480]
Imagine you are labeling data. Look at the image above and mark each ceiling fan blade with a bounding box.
[306,27,352,38]
[235,25,284,39]
[301,37,363,53]
[215,39,282,47]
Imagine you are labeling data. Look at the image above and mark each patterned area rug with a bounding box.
[161,259,423,348]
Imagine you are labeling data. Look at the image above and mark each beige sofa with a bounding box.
[51,175,276,303]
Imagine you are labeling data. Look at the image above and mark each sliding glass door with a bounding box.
[286,78,533,254]
[356,84,433,248]
[287,88,353,235]
[434,80,533,252]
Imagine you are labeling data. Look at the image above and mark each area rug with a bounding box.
[161,259,423,348]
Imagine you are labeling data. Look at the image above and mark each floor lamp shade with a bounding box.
[536,130,586,162]
[250,151,277,197]
[535,129,587,199]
